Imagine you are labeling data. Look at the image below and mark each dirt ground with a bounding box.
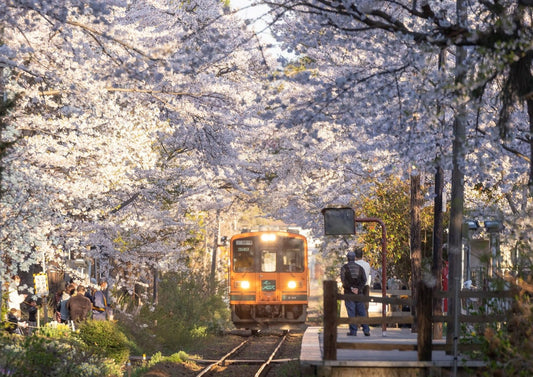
[140,331,304,377]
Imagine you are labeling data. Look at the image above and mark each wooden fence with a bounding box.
[323,280,515,361]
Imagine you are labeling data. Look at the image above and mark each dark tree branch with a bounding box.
[110,192,141,214]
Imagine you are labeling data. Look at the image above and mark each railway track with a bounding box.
[195,330,298,377]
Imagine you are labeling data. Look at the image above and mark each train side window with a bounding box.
[261,250,277,272]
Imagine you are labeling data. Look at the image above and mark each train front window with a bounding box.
[233,235,305,273]
[233,238,255,272]
[282,249,304,272]
[281,238,304,272]
[261,250,277,272]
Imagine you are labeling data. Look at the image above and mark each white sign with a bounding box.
[34,273,49,297]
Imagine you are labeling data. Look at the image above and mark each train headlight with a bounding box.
[288,281,297,289]
[260,233,277,242]
[240,281,250,289]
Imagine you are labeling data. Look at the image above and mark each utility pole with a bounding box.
[210,209,221,293]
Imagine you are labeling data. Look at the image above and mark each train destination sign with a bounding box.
[236,240,253,245]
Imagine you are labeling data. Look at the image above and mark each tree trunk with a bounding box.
[446,0,468,347]
[432,47,447,340]
[410,173,422,332]
[526,96,533,197]
[432,164,444,339]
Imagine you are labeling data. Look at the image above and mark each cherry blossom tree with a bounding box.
[244,0,532,346]
[0,0,270,294]
[2,0,532,318]
[240,0,533,272]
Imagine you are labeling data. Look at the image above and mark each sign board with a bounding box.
[262,280,276,292]
[33,273,49,297]
[321,207,356,235]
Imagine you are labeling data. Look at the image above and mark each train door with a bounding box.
[258,246,280,303]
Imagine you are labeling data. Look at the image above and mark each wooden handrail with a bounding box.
[338,293,411,306]
[434,290,517,299]
[322,280,515,361]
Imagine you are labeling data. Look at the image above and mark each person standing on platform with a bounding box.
[354,247,371,331]
[340,250,370,336]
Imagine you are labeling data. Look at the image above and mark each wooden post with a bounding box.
[323,280,338,361]
[43,295,48,324]
[417,280,433,361]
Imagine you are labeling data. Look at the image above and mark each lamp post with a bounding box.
[484,220,503,279]
[463,220,479,285]
[321,208,388,334]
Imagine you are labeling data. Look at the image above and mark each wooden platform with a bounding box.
[300,326,486,377]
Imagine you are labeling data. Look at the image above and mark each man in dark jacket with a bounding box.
[340,250,370,336]
[67,285,92,322]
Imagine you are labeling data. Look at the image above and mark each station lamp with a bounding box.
[464,220,480,231]
[484,220,503,232]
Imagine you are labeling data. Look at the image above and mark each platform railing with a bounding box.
[323,280,515,361]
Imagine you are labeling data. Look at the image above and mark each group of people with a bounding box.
[56,280,110,324]
[340,247,371,337]
[3,275,111,335]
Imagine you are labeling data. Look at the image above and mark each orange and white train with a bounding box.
[228,229,309,330]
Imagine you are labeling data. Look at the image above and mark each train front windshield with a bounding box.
[233,235,305,273]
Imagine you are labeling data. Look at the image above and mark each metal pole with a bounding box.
[465,243,471,282]
[210,209,221,293]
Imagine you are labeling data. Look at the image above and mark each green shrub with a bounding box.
[0,330,121,377]
[147,350,189,367]
[75,320,130,365]
[478,293,533,377]
[37,322,73,339]
[137,271,231,352]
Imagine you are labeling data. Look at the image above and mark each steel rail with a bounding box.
[195,337,251,377]
[254,331,289,377]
